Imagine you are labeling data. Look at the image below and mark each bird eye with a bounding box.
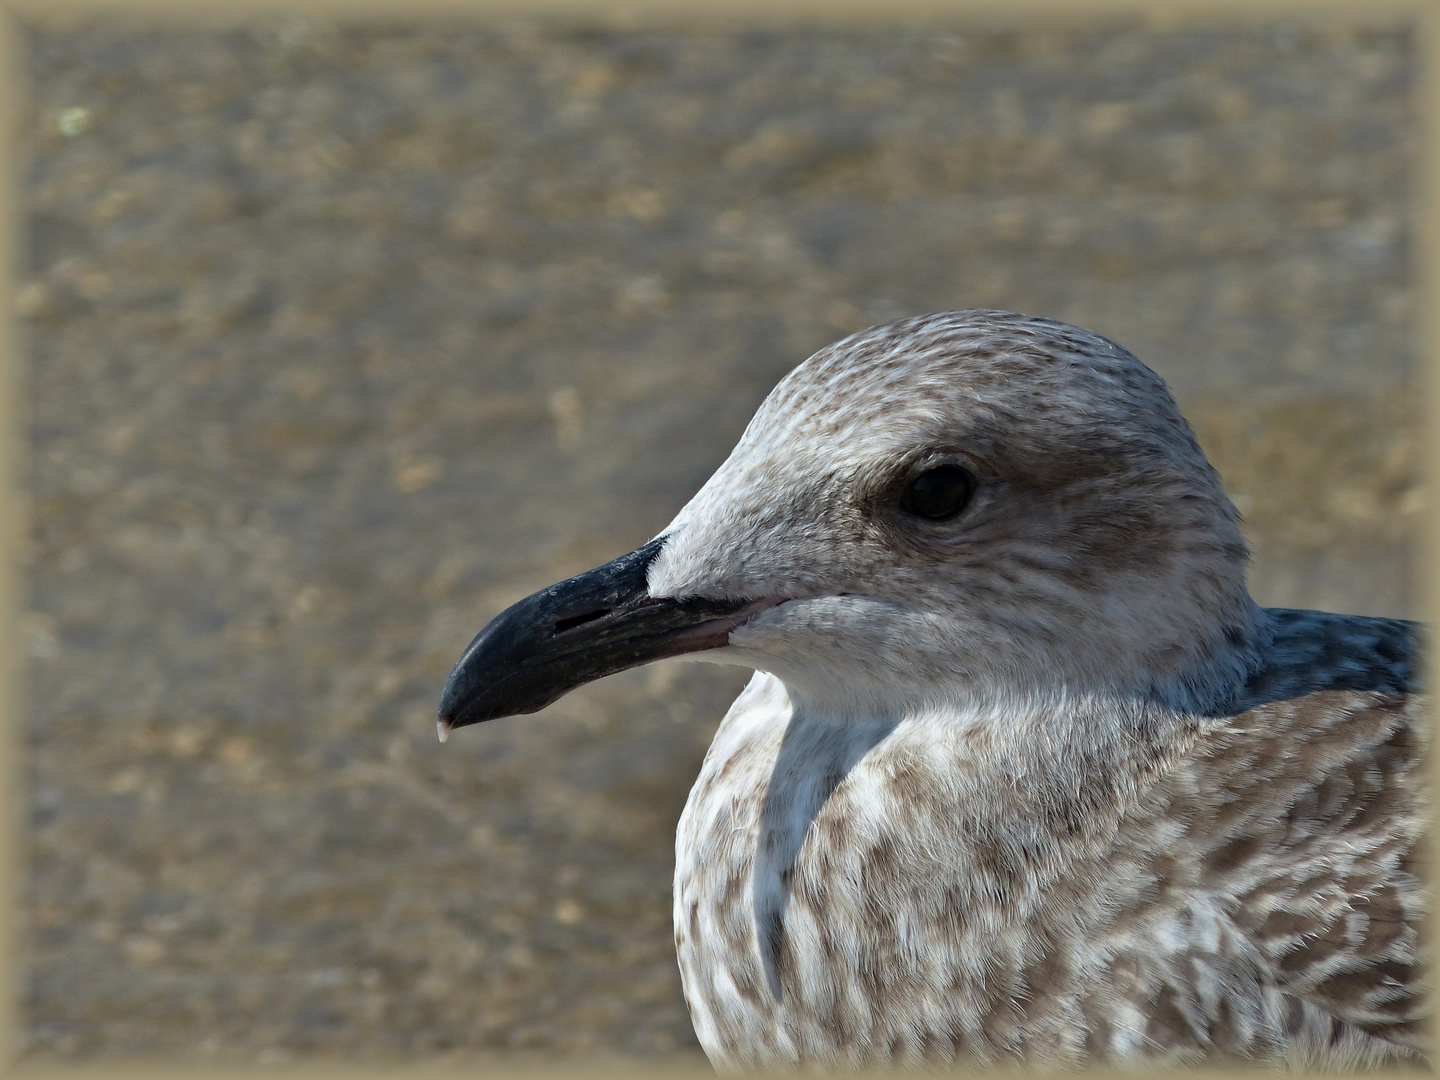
[900,465,976,521]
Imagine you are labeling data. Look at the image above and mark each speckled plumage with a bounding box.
[648,311,1429,1071]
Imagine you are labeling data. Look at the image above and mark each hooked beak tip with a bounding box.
[436,717,453,744]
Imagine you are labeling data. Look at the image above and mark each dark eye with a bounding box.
[900,465,976,521]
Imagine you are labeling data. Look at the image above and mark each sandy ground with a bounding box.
[18,15,1419,1066]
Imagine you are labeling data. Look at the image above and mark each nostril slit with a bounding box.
[554,608,611,634]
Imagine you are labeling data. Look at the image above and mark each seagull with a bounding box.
[437,310,1427,1072]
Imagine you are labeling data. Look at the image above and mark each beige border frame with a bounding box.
[0,1,1432,1077]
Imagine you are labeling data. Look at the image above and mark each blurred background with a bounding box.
[19,12,1420,1068]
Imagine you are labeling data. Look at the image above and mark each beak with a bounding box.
[437,538,773,737]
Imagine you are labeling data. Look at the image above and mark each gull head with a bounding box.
[439,310,1267,734]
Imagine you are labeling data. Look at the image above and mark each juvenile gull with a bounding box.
[438,310,1427,1071]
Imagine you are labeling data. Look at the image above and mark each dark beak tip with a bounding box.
[436,537,755,730]
[435,701,489,741]
[435,692,488,733]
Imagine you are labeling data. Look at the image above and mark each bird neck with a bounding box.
[781,679,1202,789]
[758,681,1204,913]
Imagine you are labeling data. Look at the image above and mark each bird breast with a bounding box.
[672,672,1153,1071]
